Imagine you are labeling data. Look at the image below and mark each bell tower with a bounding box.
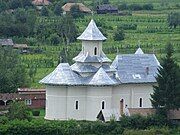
[71,19,116,77]
[77,19,106,57]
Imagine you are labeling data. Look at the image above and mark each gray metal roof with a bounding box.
[89,67,116,85]
[111,54,160,84]
[39,63,82,85]
[135,47,144,54]
[73,51,111,63]
[77,19,107,41]
[0,39,14,46]
[71,63,116,73]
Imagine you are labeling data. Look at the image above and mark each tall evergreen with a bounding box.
[151,43,180,116]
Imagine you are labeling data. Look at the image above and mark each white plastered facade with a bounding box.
[45,83,154,121]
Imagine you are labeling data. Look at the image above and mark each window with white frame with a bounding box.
[25,99,32,105]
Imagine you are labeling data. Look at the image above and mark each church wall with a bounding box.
[66,86,86,120]
[131,84,154,108]
[86,86,112,121]
[82,41,102,56]
[112,84,154,109]
[112,85,131,109]
[45,86,67,120]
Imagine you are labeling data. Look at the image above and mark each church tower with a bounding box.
[71,19,116,77]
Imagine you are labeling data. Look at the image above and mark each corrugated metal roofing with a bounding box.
[77,19,107,41]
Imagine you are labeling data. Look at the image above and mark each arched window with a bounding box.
[139,98,143,107]
[94,47,97,55]
[75,101,79,110]
[101,101,105,109]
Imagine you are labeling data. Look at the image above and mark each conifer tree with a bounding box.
[151,43,180,116]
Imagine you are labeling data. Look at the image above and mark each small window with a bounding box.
[25,99,32,105]
[94,47,97,55]
[75,101,79,110]
[101,101,105,109]
[139,98,143,107]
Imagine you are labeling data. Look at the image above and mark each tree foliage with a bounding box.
[41,6,49,16]
[151,43,180,115]
[0,8,36,37]
[7,101,31,121]
[113,29,125,41]
[70,4,84,19]
[54,2,62,16]
[0,47,29,93]
[168,12,180,28]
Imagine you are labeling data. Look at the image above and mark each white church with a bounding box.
[40,20,160,121]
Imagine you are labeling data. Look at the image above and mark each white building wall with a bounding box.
[86,86,112,121]
[45,86,67,120]
[82,41,102,56]
[112,84,154,109]
[45,83,155,121]
[66,87,86,120]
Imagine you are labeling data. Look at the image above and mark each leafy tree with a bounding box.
[70,4,84,19]
[0,9,36,37]
[14,8,27,23]
[54,2,62,16]
[49,33,61,45]
[0,1,7,12]
[168,12,180,28]
[7,101,31,121]
[41,6,49,16]
[113,29,125,41]
[0,47,29,93]
[61,14,78,44]
[8,0,33,9]
[151,43,180,116]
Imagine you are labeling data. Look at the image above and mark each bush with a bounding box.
[49,33,61,45]
[0,116,9,124]
[32,110,40,116]
[123,128,170,135]
[6,101,31,121]
[113,29,125,41]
